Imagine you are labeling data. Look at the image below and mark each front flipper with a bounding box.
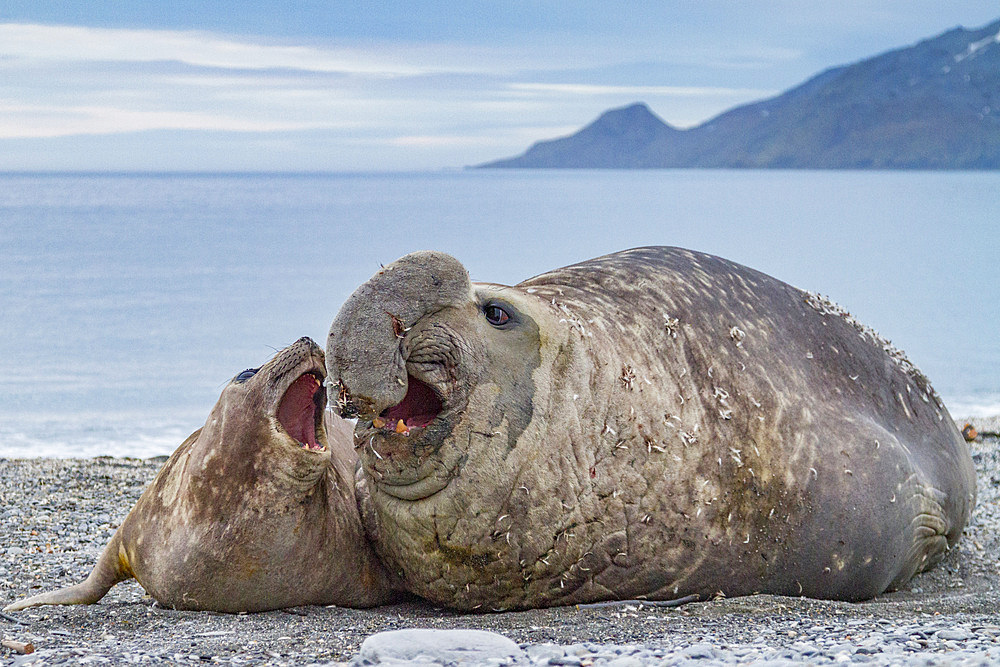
[888,477,951,590]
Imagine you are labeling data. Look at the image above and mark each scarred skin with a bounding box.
[327,247,976,611]
[5,337,396,613]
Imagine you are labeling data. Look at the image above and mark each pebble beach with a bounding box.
[1,417,998,666]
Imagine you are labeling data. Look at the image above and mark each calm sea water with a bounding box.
[1,170,997,458]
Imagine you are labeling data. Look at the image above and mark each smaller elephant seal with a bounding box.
[5,337,396,613]
[327,247,976,611]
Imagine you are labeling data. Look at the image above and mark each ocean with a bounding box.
[1,170,997,458]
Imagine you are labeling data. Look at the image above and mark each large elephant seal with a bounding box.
[327,247,976,611]
[6,337,396,613]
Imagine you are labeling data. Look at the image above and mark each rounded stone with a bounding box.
[352,628,525,665]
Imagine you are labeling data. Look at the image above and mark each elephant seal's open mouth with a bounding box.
[276,369,327,451]
[373,374,443,436]
[344,372,465,501]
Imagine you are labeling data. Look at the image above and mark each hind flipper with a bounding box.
[3,533,130,612]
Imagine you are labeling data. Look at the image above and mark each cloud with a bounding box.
[0,23,436,139]
[0,22,569,141]
[0,103,343,138]
[0,23,448,76]
[507,82,776,99]
[387,125,579,149]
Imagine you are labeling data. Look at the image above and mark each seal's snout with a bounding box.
[327,250,472,422]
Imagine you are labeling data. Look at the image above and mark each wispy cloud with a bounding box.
[0,23,452,76]
[0,103,344,138]
[0,23,432,139]
[508,82,776,99]
[387,125,580,149]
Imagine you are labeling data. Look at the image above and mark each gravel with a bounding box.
[1,428,998,666]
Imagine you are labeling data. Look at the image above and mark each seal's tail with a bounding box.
[3,532,131,612]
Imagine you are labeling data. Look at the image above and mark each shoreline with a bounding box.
[1,431,998,665]
[1,414,996,463]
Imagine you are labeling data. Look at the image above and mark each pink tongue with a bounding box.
[277,375,320,449]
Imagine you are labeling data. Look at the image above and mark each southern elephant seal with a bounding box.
[6,337,396,613]
[327,247,976,611]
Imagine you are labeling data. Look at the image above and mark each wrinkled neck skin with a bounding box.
[199,407,326,493]
[132,394,328,536]
[353,282,642,610]
[125,375,394,611]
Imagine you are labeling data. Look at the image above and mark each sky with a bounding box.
[1,2,998,171]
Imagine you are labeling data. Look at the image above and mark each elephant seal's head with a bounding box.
[326,251,552,502]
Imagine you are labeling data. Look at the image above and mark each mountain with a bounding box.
[484,103,682,168]
[477,19,1000,170]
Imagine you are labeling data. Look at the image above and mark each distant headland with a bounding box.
[476,18,1000,170]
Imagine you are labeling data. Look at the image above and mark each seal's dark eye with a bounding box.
[234,368,258,383]
[483,304,510,327]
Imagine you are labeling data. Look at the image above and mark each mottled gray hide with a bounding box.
[328,247,976,611]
